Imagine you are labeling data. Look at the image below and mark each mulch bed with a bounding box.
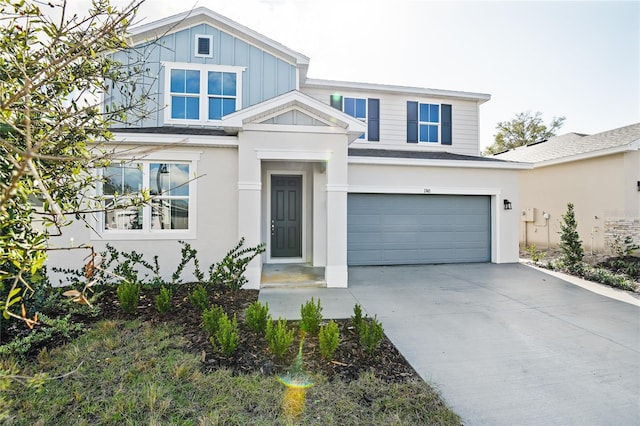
[5,284,420,384]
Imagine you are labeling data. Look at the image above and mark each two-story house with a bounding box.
[48,7,528,288]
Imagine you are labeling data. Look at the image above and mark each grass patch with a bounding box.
[4,320,460,425]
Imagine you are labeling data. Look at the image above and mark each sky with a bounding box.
[68,0,639,150]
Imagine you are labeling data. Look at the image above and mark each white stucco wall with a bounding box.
[46,145,239,285]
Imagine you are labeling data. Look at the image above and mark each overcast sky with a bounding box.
[69,0,639,150]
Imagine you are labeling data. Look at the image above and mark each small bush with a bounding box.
[116,281,140,314]
[351,304,364,335]
[359,316,384,354]
[299,297,322,335]
[154,286,172,314]
[208,238,266,291]
[210,313,239,356]
[526,244,546,263]
[0,314,83,357]
[202,305,225,336]
[245,301,270,333]
[266,317,294,359]
[189,284,209,312]
[609,235,640,258]
[319,320,340,360]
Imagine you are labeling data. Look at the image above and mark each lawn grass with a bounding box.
[3,320,460,425]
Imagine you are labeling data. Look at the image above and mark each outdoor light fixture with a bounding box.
[503,199,513,210]
[637,181,640,192]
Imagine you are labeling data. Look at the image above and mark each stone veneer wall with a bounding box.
[604,218,640,254]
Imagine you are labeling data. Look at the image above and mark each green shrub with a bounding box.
[266,317,294,359]
[202,304,225,336]
[208,238,266,290]
[609,235,640,258]
[154,286,172,314]
[319,320,340,360]
[359,316,384,354]
[526,244,546,263]
[299,297,322,335]
[210,313,239,356]
[172,241,204,284]
[0,314,83,357]
[245,301,270,333]
[559,203,584,273]
[351,304,364,335]
[116,281,140,314]
[189,284,209,312]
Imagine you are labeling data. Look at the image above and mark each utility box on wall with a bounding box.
[522,208,535,222]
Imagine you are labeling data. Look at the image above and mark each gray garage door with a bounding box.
[347,194,491,266]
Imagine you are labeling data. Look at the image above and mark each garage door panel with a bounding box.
[347,194,490,266]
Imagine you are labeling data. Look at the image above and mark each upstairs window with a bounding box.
[195,35,213,57]
[329,95,379,141]
[407,102,452,145]
[207,71,237,120]
[170,69,200,120]
[419,103,439,143]
[164,63,244,124]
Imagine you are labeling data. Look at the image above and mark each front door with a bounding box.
[271,175,302,258]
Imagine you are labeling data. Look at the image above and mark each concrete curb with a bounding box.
[520,260,640,307]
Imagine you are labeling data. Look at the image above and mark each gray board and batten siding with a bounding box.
[347,194,491,266]
[108,23,297,128]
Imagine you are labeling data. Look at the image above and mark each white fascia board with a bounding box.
[223,91,366,133]
[348,156,532,170]
[303,78,491,104]
[256,149,332,161]
[532,142,639,169]
[130,7,310,67]
[108,132,238,148]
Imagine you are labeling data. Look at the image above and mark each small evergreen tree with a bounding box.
[559,203,584,272]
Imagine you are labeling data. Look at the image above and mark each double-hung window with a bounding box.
[164,62,244,124]
[99,153,198,239]
[329,95,380,141]
[407,101,452,145]
[419,103,440,143]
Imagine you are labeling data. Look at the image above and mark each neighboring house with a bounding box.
[494,123,640,253]
[48,7,527,288]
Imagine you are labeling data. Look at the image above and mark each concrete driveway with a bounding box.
[260,263,640,425]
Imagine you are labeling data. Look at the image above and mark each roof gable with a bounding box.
[221,90,366,142]
[130,7,309,69]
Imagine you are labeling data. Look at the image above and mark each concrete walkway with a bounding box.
[259,263,640,425]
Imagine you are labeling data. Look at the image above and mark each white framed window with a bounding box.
[195,34,213,58]
[163,62,245,125]
[419,103,440,143]
[343,97,367,139]
[96,152,199,240]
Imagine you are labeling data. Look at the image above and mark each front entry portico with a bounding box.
[225,90,366,289]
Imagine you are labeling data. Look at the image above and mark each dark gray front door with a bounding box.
[271,175,302,258]
[347,194,491,266]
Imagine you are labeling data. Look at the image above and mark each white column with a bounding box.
[237,142,262,289]
[325,147,348,288]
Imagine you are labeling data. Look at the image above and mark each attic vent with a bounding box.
[195,35,213,57]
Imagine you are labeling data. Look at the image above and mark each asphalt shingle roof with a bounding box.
[349,148,509,162]
[492,123,640,163]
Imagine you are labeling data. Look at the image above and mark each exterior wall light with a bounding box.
[503,199,513,210]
